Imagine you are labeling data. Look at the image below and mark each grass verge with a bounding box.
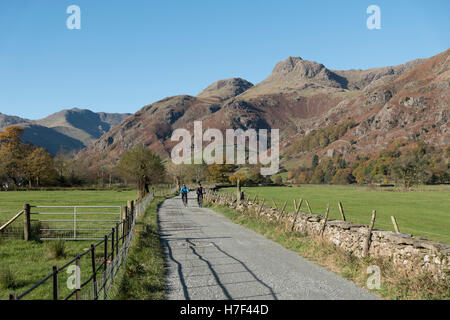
[116,195,168,300]
[206,202,450,300]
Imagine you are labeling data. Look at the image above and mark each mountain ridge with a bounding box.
[79,49,449,171]
[0,108,131,155]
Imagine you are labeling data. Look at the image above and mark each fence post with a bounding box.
[236,179,241,206]
[23,204,31,241]
[128,200,135,216]
[115,224,119,257]
[103,235,108,300]
[320,204,330,237]
[258,198,265,216]
[52,266,58,300]
[111,228,115,268]
[277,201,287,222]
[90,244,98,300]
[273,200,279,210]
[291,199,303,231]
[306,200,313,215]
[122,205,128,241]
[391,216,400,233]
[338,202,346,221]
[363,210,377,257]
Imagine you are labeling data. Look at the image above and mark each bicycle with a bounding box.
[197,194,203,208]
[182,192,188,206]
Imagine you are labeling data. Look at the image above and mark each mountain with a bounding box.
[0,109,131,155]
[197,78,254,101]
[78,49,450,170]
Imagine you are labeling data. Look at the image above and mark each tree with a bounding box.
[332,168,355,185]
[229,171,247,185]
[24,147,58,186]
[117,145,165,199]
[272,175,283,184]
[311,154,319,171]
[0,126,28,187]
[186,163,208,183]
[166,162,189,188]
[206,163,234,183]
[392,156,422,190]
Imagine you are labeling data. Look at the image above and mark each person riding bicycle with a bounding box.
[180,184,189,205]
[196,183,204,207]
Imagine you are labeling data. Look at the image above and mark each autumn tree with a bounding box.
[206,163,234,183]
[391,156,423,190]
[24,147,58,186]
[0,126,28,186]
[229,170,247,185]
[117,145,165,199]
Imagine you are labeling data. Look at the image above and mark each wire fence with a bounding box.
[8,192,153,300]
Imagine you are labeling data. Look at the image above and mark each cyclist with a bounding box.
[196,183,204,207]
[180,184,189,206]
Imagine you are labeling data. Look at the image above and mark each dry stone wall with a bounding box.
[205,191,449,280]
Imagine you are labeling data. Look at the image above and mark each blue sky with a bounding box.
[0,0,448,119]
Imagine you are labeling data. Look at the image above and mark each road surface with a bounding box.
[159,192,378,300]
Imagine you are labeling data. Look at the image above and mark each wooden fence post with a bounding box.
[115,224,119,257]
[23,204,31,241]
[111,228,115,267]
[277,201,287,222]
[273,200,279,210]
[128,200,135,215]
[122,206,128,238]
[320,204,330,237]
[306,200,313,215]
[258,199,265,216]
[236,179,241,206]
[391,216,400,233]
[291,199,303,231]
[338,202,346,221]
[363,210,377,257]
[103,235,108,300]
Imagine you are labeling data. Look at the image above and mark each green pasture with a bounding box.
[0,190,138,300]
[220,185,450,244]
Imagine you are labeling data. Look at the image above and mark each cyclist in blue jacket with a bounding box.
[180,184,189,206]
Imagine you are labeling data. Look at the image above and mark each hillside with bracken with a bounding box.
[79,49,449,175]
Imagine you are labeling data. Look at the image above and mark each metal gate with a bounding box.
[30,205,122,240]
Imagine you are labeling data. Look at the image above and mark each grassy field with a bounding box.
[221,185,450,244]
[0,190,138,300]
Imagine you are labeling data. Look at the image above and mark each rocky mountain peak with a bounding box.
[269,56,327,80]
[197,78,254,101]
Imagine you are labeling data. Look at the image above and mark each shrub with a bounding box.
[48,240,66,259]
[0,264,17,289]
